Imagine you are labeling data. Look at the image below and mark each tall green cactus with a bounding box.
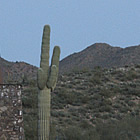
[37,25,60,140]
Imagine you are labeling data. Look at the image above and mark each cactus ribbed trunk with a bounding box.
[38,87,51,140]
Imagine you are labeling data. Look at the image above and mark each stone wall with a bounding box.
[0,84,24,140]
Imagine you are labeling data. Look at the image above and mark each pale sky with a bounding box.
[0,0,140,66]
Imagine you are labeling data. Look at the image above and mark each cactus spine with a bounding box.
[37,25,60,140]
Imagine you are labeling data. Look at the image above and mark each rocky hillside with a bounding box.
[23,65,140,140]
[60,43,140,73]
[0,57,37,84]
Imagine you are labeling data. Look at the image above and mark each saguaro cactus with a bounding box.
[37,25,60,140]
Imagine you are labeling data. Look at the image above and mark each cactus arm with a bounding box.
[40,25,50,80]
[40,25,50,68]
[51,46,61,68]
[37,68,46,90]
[37,25,51,90]
[47,46,60,90]
[47,65,57,90]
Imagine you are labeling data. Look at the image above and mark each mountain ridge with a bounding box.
[59,43,140,73]
[0,43,140,82]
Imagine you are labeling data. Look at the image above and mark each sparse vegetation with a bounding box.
[22,65,140,140]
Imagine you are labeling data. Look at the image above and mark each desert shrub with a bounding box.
[90,75,101,85]
[22,96,32,108]
[99,105,112,112]
[124,97,130,103]
[81,95,90,103]
[28,79,37,86]
[93,108,100,113]
[100,88,114,98]
[78,107,87,114]
[67,84,73,88]
[123,87,140,96]
[66,93,77,105]
[61,126,100,140]
[101,114,110,119]
[135,64,140,68]
[135,109,139,116]
[51,111,59,117]
[90,68,103,85]
[111,86,121,94]
[71,111,79,117]
[120,96,125,100]
[104,99,112,105]
[94,113,101,118]
[113,103,121,109]
[64,118,73,125]
[119,107,129,113]
[92,94,102,100]
[126,70,138,80]
[56,88,79,105]
[79,120,91,129]
[24,115,38,140]
[22,86,38,139]
[50,122,57,140]
[22,87,38,108]
[96,116,140,140]
[128,101,136,107]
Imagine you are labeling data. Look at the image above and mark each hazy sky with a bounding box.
[0,0,140,66]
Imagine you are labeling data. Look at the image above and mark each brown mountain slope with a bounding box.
[0,57,37,84]
[0,43,140,81]
[59,43,140,73]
